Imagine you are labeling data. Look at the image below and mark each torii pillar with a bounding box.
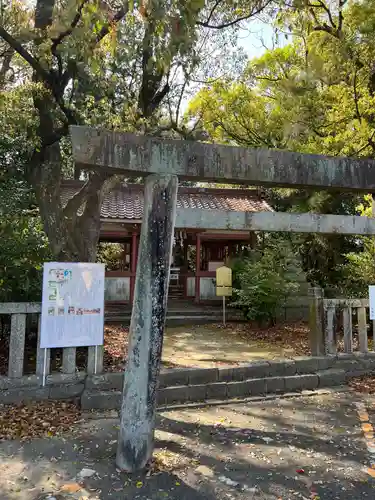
[116,174,178,471]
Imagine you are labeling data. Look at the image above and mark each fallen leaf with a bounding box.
[61,483,82,493]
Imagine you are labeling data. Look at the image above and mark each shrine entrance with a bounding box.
[70,125,375,472]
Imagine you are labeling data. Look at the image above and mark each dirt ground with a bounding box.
[0,389,374,499]
[103,322,311,371]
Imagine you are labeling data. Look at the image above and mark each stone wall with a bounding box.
[1,353,373,408]
[82,353,372,410]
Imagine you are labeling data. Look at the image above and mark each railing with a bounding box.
[0,303,103,384]
[309,287,374,356]
[323,298,373,355]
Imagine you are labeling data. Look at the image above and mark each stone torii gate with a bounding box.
[70,125,375,472]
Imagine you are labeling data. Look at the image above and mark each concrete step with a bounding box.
[105,304,243,324]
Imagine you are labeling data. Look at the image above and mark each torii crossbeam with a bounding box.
[70,125,375,473]
[71,125,375,191]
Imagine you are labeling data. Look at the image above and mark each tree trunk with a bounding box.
[29,0,105,263]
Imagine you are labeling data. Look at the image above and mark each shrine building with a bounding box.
[61,181,273,304]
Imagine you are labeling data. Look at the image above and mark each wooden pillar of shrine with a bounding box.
[130,232,137,304]
[195,234,201,303]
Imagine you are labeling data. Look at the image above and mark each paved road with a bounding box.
[0,389,374,499]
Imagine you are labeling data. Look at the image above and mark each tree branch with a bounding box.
[197,1,272,29]
[353,68,361,122]
[0,46,14,87]
[63,176,98,218]
[95,4,128,43]
[0,26,52,83]
[51,0,90,52]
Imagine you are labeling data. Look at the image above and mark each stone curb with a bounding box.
[1,352,375,407]
[80,371,348,410]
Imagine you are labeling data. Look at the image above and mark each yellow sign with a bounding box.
[216,265,232,287]
[216,286,232,297]
[216,265,232,297]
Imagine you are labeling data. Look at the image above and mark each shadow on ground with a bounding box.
[0,391,374,499]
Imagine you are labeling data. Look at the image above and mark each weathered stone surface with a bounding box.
[334,357,359,372]
[0,303,41,314]
[314,356,336,371]
[230,367,247,381]
[175,210,375,236]
[0,375,40,390]
[1,387,49,404]
[293,357,319,374]
[352,353,375,370]
[70,125,375,192]
[206,382,227,400]
[227,381,249,398]
[47,372,86,386]
[189,368,218,385]
[62,347,76,374]
[240,362,270,379]
[217,367,234,382]
[49,383,84,400]
[268,360,296,377]
[246,378,267,396]
[159,369,190,388]
[318,369,346,387]
[309,287,325,357]
[187,384,207,402]
[158,386,189,406]
[116,174,178,472]
[81,390,121,410]
[265,377,285,394]
[85,373,123,391]
[8,313,26,378]
[284,374,319,392]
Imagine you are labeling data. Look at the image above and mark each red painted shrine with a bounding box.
[61,181,272,304]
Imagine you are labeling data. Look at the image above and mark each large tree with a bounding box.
[186,0,375,289]
[0,0,273,262]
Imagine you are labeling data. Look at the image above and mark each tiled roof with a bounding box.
[61,182,273,220]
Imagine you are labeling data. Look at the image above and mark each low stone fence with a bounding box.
[323,298,372,354]
[0,303,103,403]
[1,300,374,408]
[309,288,375,356]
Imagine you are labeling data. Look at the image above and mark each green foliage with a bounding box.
[230,240,301,326]
[0,209,50,302]
[186,1,375,295]
[335,239,375,298]
[0,133,51,301]
[96,242,125,271]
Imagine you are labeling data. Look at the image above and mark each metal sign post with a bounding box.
[223,296,226,327]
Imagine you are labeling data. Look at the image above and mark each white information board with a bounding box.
[40,262,105,348]
[369,286,375,320]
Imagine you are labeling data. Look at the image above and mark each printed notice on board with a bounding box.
[40,262,105,348]
[369,286,375,320]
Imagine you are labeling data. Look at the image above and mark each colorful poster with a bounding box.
[40,262,105,348]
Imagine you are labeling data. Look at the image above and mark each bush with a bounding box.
[0,147,50,302]
[335,238,375,298]
[230,241,301,326]
[0,208,50,302]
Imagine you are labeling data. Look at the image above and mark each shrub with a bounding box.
[230,241,301,326]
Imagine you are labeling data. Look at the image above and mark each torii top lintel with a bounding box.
[70,126,375,192]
